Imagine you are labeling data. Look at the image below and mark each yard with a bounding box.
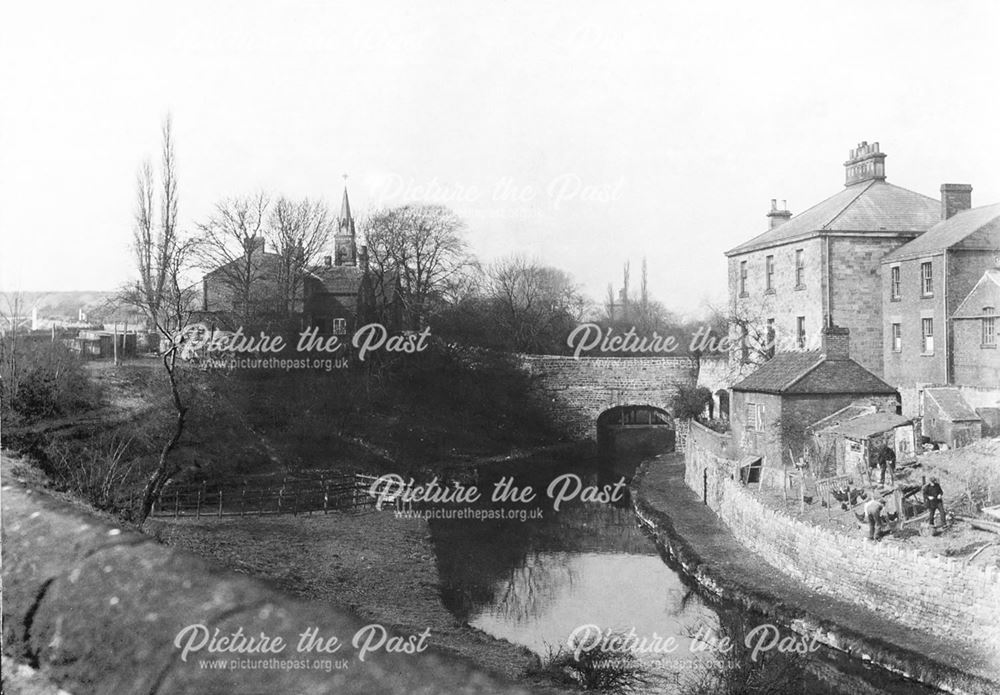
[752,437,1000,564]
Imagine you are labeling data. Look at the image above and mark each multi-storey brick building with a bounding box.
[880,200,1000,414]
[726,141,940,378]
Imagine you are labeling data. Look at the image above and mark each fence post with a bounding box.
[174,489,179,518]
[323,478,330,515]
[218,487,223,518]
[259,487,266,517]
[196,482,205,518]
[277,476,286,515]
[240,481,247,517]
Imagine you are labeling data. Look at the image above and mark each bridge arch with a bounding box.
[597,405,676,456]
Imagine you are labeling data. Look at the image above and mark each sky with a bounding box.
[2,0,999,317]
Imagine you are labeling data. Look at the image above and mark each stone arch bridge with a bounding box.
[517,354,700,440]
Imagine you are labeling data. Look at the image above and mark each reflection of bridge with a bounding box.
[518,355,698,439]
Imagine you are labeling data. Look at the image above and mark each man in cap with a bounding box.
[923,477,945,527]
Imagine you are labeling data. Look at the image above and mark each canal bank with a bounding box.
[630,452,1000,695]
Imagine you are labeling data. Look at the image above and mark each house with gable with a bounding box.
[730,324,899,474]
[726,141,940,379]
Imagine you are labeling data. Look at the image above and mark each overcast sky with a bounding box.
[2,0,998,316]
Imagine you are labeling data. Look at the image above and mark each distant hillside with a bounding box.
[0,291,122,320]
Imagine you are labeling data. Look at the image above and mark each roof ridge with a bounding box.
[822,180,875,230]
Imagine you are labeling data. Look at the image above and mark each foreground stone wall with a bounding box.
[684,439,1000,648]
[518,354,698,439]
[2,478,527,695]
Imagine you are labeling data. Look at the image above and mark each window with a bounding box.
[765,255,775,293]
[796,316,806,349]
[745,403,761,431]
[765,318,776,359]
[890,265,900,300]
[739,261,748,296]
[922,318,934,353]
[795,249,805,288]
[984,307,997,347]
[891,323,902,352]
[332,318,348,335]
[920,262,933,297]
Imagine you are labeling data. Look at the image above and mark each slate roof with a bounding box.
[817,412,912,440]
[954,269,1000,319]
[806,404,876,433]
[925,387,981,422]
[726,180,939,256]
[883,202,1000,263]
[732,350,897,395]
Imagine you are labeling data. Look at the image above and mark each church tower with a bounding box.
[334,180,357,266]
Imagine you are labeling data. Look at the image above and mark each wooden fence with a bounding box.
[151,472,407,518]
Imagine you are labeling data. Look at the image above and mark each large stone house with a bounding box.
[725,141,940,378]
[881,201,1000,414]
[729,325,898,472]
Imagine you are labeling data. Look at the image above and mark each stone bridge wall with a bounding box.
[517,354,699,439]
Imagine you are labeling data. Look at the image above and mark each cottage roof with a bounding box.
[816,412,911,440]
[925,387,981,422]
[954,269,1000,319]
[726,180,939,256]
[731,350,897,396]
[883,202,1000,263]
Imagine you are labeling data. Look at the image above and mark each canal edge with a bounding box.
[628,457,998,695]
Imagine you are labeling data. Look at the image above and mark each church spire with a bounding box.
[334,174,357,266]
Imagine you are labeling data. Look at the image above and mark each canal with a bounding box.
[427,453,940,694]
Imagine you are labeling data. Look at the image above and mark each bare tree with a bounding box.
[486,254,586,353]
[122,116,197,525]
[194,192,271,326]
[265,196,334,318]
[362,204,472,329]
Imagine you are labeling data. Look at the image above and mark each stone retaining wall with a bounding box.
[684,439,1000,649]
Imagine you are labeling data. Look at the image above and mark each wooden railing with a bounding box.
[151,472,407,518]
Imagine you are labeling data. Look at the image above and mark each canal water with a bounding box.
[428,454,939,694]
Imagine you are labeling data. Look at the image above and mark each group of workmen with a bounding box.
[863,443,946,541]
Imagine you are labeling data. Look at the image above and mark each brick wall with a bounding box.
[684,439,1000,648]
[517,354,698,439]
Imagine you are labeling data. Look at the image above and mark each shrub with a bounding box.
[1,338,100,423]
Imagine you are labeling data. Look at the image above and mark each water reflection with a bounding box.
[428,456,938,694]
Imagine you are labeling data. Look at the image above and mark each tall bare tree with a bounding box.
[265,196,334,318]
[122,116,197,525]
[362,204,472,329]
[486,254,586,353]
[194,192,272,326]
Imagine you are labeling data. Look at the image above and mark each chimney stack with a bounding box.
[766,198,792,230]
[940,184,972,220]
[844,140,886,186]
[821,323,850,360]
